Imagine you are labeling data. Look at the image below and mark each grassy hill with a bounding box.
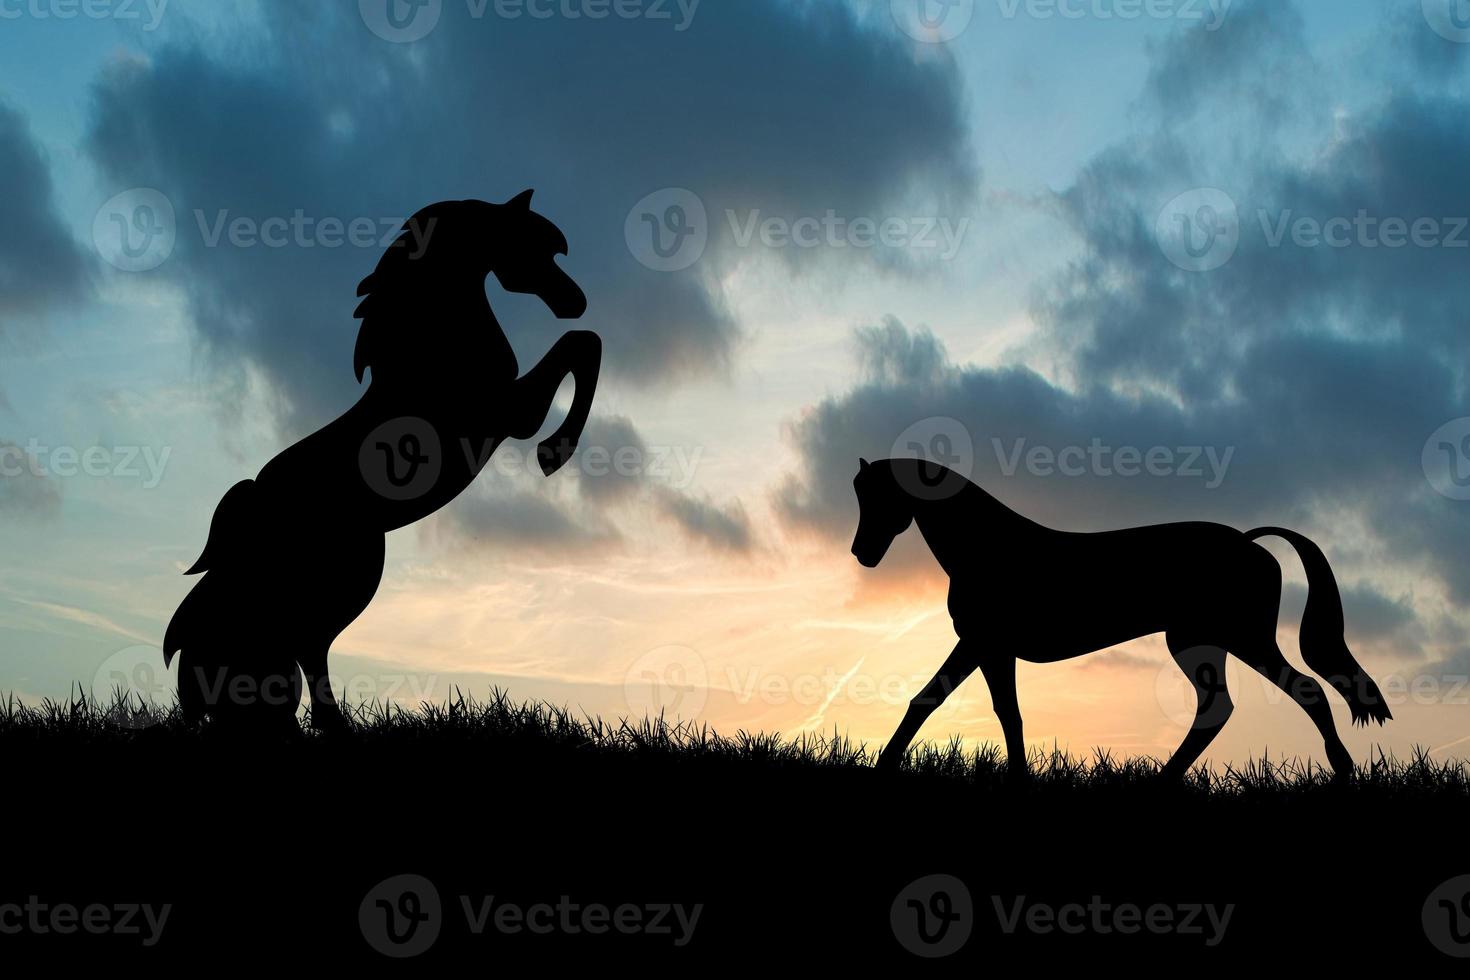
[4,689,1467,966]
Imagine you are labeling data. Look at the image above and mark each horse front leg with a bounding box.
[977,654,1028,782]
[506,330,602,476]
[877,641,977,771]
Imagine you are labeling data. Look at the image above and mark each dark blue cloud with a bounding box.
[775,2,1470,660]
[84,1,975,435]
[0,100,90,324]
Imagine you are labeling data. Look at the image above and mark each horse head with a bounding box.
[850,458,914,568]
[353,190,586,382]
[483,189,587,319]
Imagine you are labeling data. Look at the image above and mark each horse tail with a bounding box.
[162,574,215,721]
[1245,527,1392,726]
[165,479,257,666]
[165,479,298,727]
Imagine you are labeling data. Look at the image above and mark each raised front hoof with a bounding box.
[537,438,576,477]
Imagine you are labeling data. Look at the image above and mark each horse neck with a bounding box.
[908,476,1027,573]
[418,269,516,367]
[357,270,518,388]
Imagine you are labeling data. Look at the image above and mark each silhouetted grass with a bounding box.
[5,687,1467,803]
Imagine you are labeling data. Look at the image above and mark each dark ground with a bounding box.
[3,692,1467,968]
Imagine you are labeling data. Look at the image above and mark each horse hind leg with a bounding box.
[300,647,348,734]
[1232,639,1354,781]
[296,534,385,735]
[1159,635,1233,781]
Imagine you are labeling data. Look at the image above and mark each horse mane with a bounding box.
[884,457,1011,515]
[350,206,457,383]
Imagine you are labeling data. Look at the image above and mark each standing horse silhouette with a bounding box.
[164,192,600,734]
[850,457,1391,781]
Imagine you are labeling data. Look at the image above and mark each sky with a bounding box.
[1,0,1467,768]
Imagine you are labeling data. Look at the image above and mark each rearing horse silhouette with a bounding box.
[850,457,1391,781]
[164,192,600,733]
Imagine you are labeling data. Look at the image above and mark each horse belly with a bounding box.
[948,565,1170,662]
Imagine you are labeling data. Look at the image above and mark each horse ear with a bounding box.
[507,189,534,210]
[859,458,871,471]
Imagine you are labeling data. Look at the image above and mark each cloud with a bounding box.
[0,101,89,324]
[83,1,975,437]
[1281,583,1417,643]
[434,485,619,553]
[774,2,1470,667]
[0,441,61,519]
[424,411,749,555]
[655,487,751,553]
[574,414,650,507]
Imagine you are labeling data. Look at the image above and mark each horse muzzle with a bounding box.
[545,275,587,319]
